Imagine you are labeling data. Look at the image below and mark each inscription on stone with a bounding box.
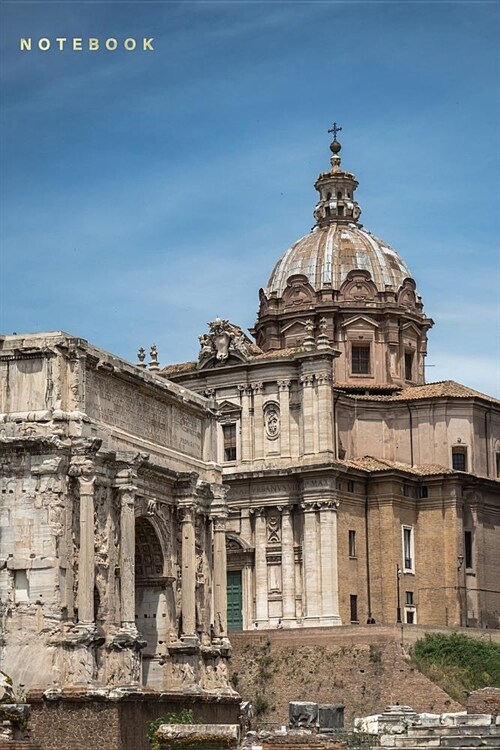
[86,370,202,457]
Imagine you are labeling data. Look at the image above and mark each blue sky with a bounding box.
[0,1,499,395]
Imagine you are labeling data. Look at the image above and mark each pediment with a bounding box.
[217,400,242,415]
[282,274,315,307]
[339,270,377,301]
[340,315,379,330]
[397,278,417,309]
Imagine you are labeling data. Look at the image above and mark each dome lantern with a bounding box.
[313,123,362,227]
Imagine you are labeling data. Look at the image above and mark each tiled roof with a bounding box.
[161,361,197,376]
[342,380,500,406]
[341,456,454,476]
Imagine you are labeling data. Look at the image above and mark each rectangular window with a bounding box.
[464,530,473,569]
[350,594,358,623]
[222,424,237,462]
[14,570,29,603]
[351,345,370,375]
[405,591,414,606]
[418,485,428,499]
[496,453,500,479]
[452,448,467,472]
[349,530,357,558]
[405,609,415,624]
[347,480,354,493]
[403,483,410,497]
[404,351,414,381]
[402,526,414,572]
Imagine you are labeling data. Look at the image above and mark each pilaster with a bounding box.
[300,374,315,455]
[252,383,264,459]
[281,506,296,623]
[278,380,291,458]
[253,507,269,624]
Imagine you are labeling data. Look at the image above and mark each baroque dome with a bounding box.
[266,223,413,297]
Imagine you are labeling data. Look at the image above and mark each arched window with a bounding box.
[337,191,342,200]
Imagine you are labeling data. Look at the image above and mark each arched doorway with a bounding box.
[135,517,170,687]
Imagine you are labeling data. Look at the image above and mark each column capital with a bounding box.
[68,457,96,495]
[300,500,319,513]
[250,506,266,518]
[316,371,332,386]
[212,516,227,532]
[237,383,252,395]
[251,382,264,395]
[300,374,315,387]
[317,498,340,511]
[277,379,291,391]
[176,471,199,499]
[179,503,198,524]
[204,387,216,399]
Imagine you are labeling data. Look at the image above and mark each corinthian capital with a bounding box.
[300,374,315,387]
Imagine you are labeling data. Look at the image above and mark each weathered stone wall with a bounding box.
[263,737,345,750]
[230,627,468,728]
[28,695,240,750]
[467,687,500,716]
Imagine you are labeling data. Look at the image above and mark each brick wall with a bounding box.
[467,687,500,716]
[27,694,239,750]
[263,738,346,750]
[230,626,469,728]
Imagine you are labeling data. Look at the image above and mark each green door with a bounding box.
[227,570,243,631]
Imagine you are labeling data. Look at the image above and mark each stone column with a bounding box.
[302,501,321,624]
[318,500,342,625]
[180,503,197,639]
[252,383,264,460]
[212,515,228,637]
[76,465,96,624]
[281,506,296,623]
[316,371,334,454]
[254,507,268,624]
[65,452,100,686]
[210,484,229,638]
[239,385,252,462]
[300,374,315,455]
[117,485,136,628]
[278,380,291,458]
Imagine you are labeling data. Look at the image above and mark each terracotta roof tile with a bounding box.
[342,380,499,406]
[341,456,454,476]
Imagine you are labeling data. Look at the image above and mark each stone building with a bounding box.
[163,134,500,632]
[0,332,235,698]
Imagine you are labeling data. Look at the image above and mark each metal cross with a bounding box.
[328,122,342,140]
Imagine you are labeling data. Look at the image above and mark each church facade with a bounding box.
[163,134,500,632]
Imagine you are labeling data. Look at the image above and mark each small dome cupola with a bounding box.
[313,123,362,227]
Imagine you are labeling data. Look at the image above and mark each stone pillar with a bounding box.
[316,371,333,454]
[65,451,101,686]
[278,380,291,458]
[76,465,96,624]
[302,501,321,624]
[239,385,252,462]
[318,500,342,625]
[254,507,268,624]
[117,483,136,628]
[300,374,315,455]
[212,515,228,637]
[180,503,197,639]
[252,383,264,460]
[281,506,296,623]
[211,484,229,638]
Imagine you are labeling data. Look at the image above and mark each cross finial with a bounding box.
[328,122,342,140]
